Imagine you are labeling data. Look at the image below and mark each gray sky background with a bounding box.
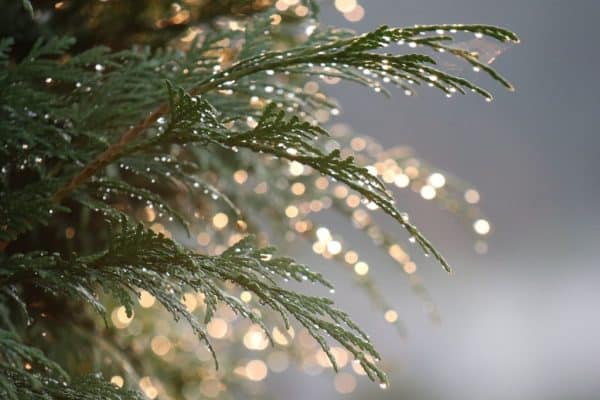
[270,1,600,399]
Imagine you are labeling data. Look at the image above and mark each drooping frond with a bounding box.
[144,87,451,271]
[0,327,143,400]
[1,214,387,383]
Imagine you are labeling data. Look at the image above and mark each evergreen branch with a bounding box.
[49,23,517,205]
[116,154,242,218]
[0,328,143,400]
[1,215,388,384]
[0,329,67,380]
[132,84,451,269]
[225,103,452,272]
[0,364,143,400]
[0,9,518,395]
[51,102,170,204]
[0,181,69,241]
[87,177,190,234]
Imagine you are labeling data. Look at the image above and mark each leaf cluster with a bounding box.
[0,3,517,398]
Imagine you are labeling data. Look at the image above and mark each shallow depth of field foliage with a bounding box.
[0,0,517,398]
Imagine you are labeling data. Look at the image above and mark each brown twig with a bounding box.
[50,64,269,204]
[52,104,169,203]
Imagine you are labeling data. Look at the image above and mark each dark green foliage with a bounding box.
[0,1,517,398]
[0,181,68,241]
[1,214,386,384]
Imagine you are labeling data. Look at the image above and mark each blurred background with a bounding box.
[271,1,600,399]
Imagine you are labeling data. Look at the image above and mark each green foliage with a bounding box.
[0,1,517,398]
[1,214,386,385]
[0,181,68,241]
[20,1,33,18]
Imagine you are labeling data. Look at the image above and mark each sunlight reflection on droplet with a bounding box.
[334,0,357,13]
[464,188,480,204]
[473,219,491,235]
[420,185,436,200]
